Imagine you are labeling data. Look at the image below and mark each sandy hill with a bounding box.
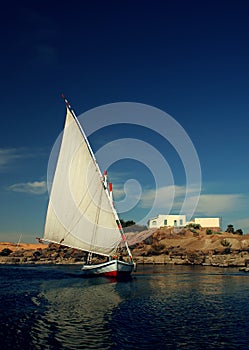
[1,227,249,257]
[125,227,249,255]
[0,241,48,252]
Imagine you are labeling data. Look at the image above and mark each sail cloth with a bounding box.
[44,107,122,256]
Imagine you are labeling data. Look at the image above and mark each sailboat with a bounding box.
[42,95,135,278]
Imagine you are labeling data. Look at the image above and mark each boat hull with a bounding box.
[81,259,134,278]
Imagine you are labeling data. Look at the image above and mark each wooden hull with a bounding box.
[81,259,134,278]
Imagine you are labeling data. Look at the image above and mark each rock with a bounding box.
[1,228,249,267]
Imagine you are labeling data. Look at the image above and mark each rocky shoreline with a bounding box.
[134,251,249,267]
[1,227,249,268]
[0,243,85,265]
[1,250,249,268]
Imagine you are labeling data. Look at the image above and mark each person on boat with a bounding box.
[118,252,124,261]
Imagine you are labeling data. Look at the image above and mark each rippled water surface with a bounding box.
[1,264,249,349]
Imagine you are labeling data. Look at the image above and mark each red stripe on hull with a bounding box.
[103,270,131,278]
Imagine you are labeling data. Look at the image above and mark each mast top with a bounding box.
[61,93,74,113]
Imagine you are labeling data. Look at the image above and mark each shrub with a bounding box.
[221,239,232,248]
[186,223,201,230]
[0,248,13,256]
[226,225,234,233]
[206,230,221,235]
[120,219,136,227]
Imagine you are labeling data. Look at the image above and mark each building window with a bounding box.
[164,219,167,226]
[174,220,177,226]
[180,219,183,226]
[152,220,157,226]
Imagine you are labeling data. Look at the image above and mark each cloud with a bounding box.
[140,185,198,208]
[0,148,25,170]
[195,194,246,216]
[124,184,246,218]
[8,181,47,195]
[112,179,142,213]
[0,147,46,173]
[139,186,246,214]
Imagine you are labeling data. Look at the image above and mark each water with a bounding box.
[1,264,249,350]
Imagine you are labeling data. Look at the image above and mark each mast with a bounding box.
[61,95,134,263]
[16,233,22,251]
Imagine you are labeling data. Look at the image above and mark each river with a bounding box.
[1,264,249,349]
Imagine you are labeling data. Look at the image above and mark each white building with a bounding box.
[148,214,186,229]
[147,214,222,230]
[191,217,221,229]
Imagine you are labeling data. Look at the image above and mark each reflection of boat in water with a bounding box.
[32,277,124,349]
[41,96,135,278]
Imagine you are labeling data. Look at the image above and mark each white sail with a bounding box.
[44,107,122,256]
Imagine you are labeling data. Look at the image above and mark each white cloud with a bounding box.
[8,181,47,195]
[195,194,246,216]
[125,184,247,218]
[138,186,246,215]
[112,179,142,213]
[107,178,249,231]
[0,148,25,170]
[140,185,199,208]
[0,147,46,174]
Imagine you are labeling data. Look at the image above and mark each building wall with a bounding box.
[193,217,221,229]
[148,214,186,229]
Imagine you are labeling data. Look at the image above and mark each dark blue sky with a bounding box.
[1,0,249,242]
